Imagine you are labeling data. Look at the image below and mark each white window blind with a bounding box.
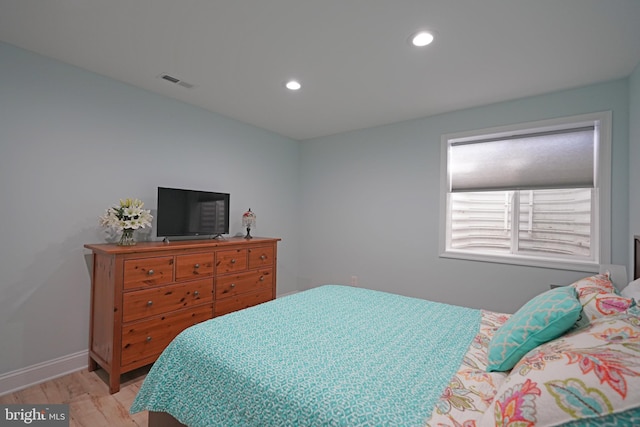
[450,191,512,253]
[518,189,592,257]
[450,189,593,257]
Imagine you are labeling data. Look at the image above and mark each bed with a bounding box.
[131,273,640,426]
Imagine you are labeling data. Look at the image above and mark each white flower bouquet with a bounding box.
[99,198,153,245]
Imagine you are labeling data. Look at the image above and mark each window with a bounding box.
[440,112,611,271]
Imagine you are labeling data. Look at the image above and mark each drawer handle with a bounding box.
[194,290,200,297]
[260,255,266,260]
[146,336,152,342]
[259,276,265,282]
[230,259,236,264]
[194,264,200,269]
[147,269,154,276]
[146,300,153,306]
[230,283,236,288]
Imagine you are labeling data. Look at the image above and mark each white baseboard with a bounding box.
[0,350,88,396]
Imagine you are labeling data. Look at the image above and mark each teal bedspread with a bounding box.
[131,285,481,426]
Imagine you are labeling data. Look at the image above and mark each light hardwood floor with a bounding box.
[0,367,150,427]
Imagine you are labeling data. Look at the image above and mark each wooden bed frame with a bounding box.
[149,411,186,427]
[147,235,640,427]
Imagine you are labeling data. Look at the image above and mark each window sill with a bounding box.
[439,249,600,273]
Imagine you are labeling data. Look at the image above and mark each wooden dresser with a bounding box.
[84,237,279,393]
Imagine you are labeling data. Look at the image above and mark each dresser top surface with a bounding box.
[85,237,280,255]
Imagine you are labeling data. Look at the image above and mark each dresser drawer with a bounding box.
[121,304,212,368]
[123,256,174,290]
[248,246,274,269]
[215,249,247,274]
[216,269,272,299]
[175,253,214,281]
[122,278,214,323]
[215,289,273,317]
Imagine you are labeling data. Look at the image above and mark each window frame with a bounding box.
[439,112,611,272]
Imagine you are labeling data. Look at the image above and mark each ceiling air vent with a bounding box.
[158,73,195,89]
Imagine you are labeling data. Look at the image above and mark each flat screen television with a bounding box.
[157,187,230,239]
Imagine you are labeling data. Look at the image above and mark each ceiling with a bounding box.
[1,1,640,141]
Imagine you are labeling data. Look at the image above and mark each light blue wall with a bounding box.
[630,62,640,273]
[299,79,630,314]
[0,42,300,376]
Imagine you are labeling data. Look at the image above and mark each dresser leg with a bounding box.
[109,371,121,394]
[88,355,98,372]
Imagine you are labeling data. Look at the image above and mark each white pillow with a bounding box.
[621,277,640,301]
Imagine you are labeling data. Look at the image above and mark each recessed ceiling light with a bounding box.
[410,31,434,47]
[285,80,301,91]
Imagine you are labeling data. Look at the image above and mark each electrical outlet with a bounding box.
[350,275,358,286]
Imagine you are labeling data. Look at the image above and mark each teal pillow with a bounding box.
[487,286,581,372]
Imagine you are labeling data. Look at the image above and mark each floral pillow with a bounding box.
[426,310,511,427]
[570,273,616,296]
[570,274,635,329]
[479,313,640,426]
[580,291,635,321]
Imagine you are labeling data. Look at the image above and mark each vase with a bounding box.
[118,228,136,246]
